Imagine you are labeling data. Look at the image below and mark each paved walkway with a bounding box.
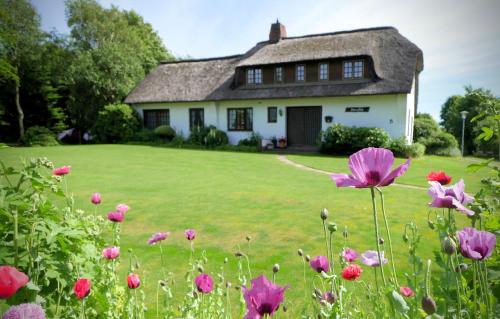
[277,155,426,190]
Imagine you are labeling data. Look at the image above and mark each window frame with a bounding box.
[343,60,364,79]
[319,62,329,81]
[254,68,262,84]
[296,64,305,82]
[143,109,170,129]
[267,106,278,123]
[275,66,283,83]
[227,108,253,131]
[189,108,204,130]
[247,68,255,84]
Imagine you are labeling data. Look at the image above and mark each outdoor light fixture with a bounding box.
[278,109,283,117]
[460,110,469,156]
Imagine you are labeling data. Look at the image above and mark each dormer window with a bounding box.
[343,60,364,79]
[319,63,329,80]
[296,64,305,81]
[275,66,283,82]
[247,68,263,84]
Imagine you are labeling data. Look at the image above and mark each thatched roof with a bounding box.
[125,27,423,104]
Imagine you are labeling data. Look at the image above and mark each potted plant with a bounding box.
[278,136,287,148]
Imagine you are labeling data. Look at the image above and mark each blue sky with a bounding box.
[32,0,500,120]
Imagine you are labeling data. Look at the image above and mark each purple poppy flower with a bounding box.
[361,250,388,267]
[457,227,496,261]
[310,256,329,273]
[3,303,45,319]
[194,273,214,293]
[185,229,196,241]
[428,179,474,216]
[242,275,289,319]
[102,246,120,260]
[116,204,130,214]
[107,211,124,222]
[331,147,410,188]
[148,232,170,245]
[342,248,358,262]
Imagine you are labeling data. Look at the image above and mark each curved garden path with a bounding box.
[277,155,426,190]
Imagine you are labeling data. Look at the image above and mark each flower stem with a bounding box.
[13,210,18,268]
[376,188,398,286]
[322,220,331,269]
[370,187,386,285]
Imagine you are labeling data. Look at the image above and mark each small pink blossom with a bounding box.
[90,193,101,205]
[116,204,130,214]
[342,248,358,262]
[194,273,214,293]
[400,286,415,297]
[310,256,329,273]
[102,246,120,260]
[107,211,124,222]
[148,232,170,245]
[53,166,71,176]
[185,229,196,241]
[127,274,140,289]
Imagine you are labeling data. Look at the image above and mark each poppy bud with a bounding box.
[421,296,437,315]
[197,266,204,273]
[428,220,435,230]
[224,257,228,264]
[298,249,304,257]
[283,304,287,312]
[343,228,348,238]
[272,264,280,273]
[159,280,167,287]
[320,208,329,220]
[226,281,231,288]
[441,237,456,255]
[246,235,252,242]
[328,222,337,233]
[379,238,385,245]
[305,255,311,262]
[455,263,468,273]
[403,234,409,242]
[235,251,244,257]
[234,285,241,290]
[314,288,322,298]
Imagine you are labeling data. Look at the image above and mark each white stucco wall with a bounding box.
[132,93,413,145]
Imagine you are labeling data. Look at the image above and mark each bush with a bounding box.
[414,113,440,141]
[433,147,462,157]
[21,126,59,146]
[188,126,210,145]
[205,127,229,147]
[130,129,158,142]
[154,125,176,141]
[388,138,426,158]
[320,124,390,154]
[93,104,140,143]
[238,132,262,147]
[420,131,459,154]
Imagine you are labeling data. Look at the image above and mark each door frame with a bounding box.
[286,106,322,146]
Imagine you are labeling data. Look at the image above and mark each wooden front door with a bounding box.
[286,106,322,146]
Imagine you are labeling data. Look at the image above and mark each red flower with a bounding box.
[427,171,452,185]
[127,274,140,289]
[0,266,29,299]
[53,166,71,176]
[341,264,362,281]
[400,286,415,297]
[74,278,91,299]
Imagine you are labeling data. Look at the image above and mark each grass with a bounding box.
[0,145,490,317]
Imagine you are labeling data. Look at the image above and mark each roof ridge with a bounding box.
[160,54,243,64]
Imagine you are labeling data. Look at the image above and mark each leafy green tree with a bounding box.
[65,0,173,132]
[413,113,440,141]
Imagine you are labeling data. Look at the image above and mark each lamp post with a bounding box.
[460,111,469,156]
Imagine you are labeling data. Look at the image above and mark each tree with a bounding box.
[0,0,42,139]
[65,0,173,134]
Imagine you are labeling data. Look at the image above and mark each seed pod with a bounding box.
[283,304,287,312]
[224,257,228,264]
[272,264,280,273]
[314,288,322,298]
[379,238,385,245]
[455,263,468,273]
[428,220,435,230]
[441,237,457,255]
[403,234,409,242]
[246,235,252,242]
[159,280,167,287]
[328,222,337,233]
[297,249,304,257]
[320,208,329,220]
[235,251,244,257]
[305,255,311,262]
[197,265,204,273]
[421,296,437,315]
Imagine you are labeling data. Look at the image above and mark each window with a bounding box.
[228,108,253,131]
[296,64,305,81]
[343,60,364,79]
[143,109,169,129]
[268,107,277,123]
[247,69,254,84]
[247,68,262,84]
[254,68,262,84]
[189,108,204,129]
[319,63,329,80]
[275,67,283,82]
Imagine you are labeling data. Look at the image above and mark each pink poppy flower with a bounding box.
[73,278,91,299]
[90,193,101,205]
[428,179,474,216]
[361,250,388,267]
[127,274,140,289]
[3,303,45,319]
[102,246,120,260]
[310,256,329,273]
[321,291,337,305]
[0,266,29,299]
[148,232,170,245]
[53,166,71,176]
[116,204,130,214]
[341,264,362,281]
[342,248,358,262]
[107,211,124,222]
[457,227,496,261]
[194,273,214,293]
[331,147,410,188]
[400,286,415,297]
[185,229,196,241]
[242,275,289,319]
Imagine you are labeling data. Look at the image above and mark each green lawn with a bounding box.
[0,145,490,317]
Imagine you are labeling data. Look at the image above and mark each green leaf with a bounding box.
[467,159,494,172]
[389,290,409,313]
[476,127,494,141]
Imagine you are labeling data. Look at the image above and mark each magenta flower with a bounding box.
[194,273,214,293]
[331,147,410,188]
[342,248,358,262]
[361,250,388,267]
[310,256,329,273]
[148,232,170,245]
[3,303,45,319]
[457,227,496,261]
[185,229,196,241]
[107,211,124,222]
[428,179,474,216]
[242,275,289,318]
[400,286,415,297]
[53,166,71,176]
[90,193,101,205]
[116,204,130,214]
[102,246,120,260]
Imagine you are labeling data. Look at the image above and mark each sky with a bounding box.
[31,0,500,120]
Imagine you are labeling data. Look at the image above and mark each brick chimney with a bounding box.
[269,19,287,43]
